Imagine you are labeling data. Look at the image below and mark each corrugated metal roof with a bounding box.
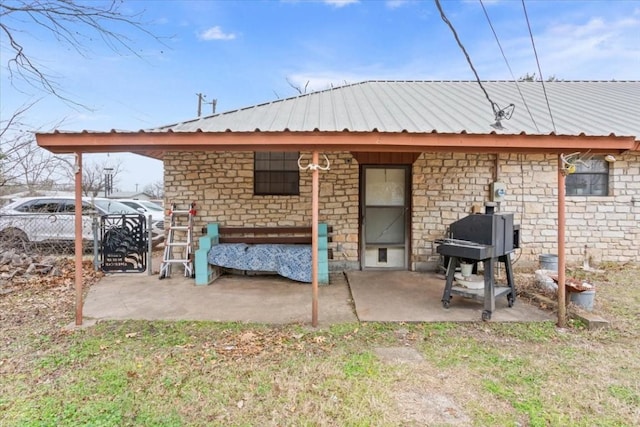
[153,81,640,139]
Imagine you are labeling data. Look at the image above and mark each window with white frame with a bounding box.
[565,157,609,196]
[254,152,300,195]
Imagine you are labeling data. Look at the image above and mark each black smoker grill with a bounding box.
[436,203,520,320]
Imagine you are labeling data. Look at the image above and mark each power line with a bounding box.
[521,0,557,133]
[434,0,514,127]
[479,0,539,132]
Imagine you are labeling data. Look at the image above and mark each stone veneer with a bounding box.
[164,151,640,271]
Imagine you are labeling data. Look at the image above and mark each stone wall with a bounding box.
[164,150,640,272]
[164,151,361,270]
[412,151,640,269]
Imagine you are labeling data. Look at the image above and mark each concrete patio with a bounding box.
[81,269,553,326]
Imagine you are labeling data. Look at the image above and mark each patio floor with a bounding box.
[81,268,553,326]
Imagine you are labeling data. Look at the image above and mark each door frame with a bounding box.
[359,164,412,270]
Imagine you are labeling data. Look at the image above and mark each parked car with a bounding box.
[116,199,165,222]
[0,196,164,250]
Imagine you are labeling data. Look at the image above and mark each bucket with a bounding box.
[460,262,473,277]
[569,289,595,311]
[539,254,558,271]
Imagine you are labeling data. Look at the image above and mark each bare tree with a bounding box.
[62,158,124,197]
[286,77,310,95]
[1,1,163,197]
[2,132,66,189]
[518,73,560,82]
[1,0,163,104]
[143,180,164,199]
[0,103,68,193]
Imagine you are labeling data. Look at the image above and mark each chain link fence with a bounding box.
[0,212,98,254]
[0,212,161,261]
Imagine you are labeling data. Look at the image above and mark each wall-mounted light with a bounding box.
[605,155,616,163]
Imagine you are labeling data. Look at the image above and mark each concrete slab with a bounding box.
[347,270,554,322]
[82,269,553,326]
[83,272,357,326]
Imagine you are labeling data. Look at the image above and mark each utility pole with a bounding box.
[196,93,217,117]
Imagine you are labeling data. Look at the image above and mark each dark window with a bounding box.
[15,199,61,213]
[254,152,300,195]
[59,200,99,214]
[566,157,609,196]
[59,201,77,213]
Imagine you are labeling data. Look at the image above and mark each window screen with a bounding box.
[254,152,300,195]
[566,157,609,196]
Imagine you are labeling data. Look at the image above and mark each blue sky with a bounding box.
[1,0,639,191]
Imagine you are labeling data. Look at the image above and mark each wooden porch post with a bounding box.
[557,155,567,328]
[311,151,319,327]
[74,152,84,325]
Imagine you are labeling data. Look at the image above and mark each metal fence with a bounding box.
[0,213,157,273]
[0,212,94,254]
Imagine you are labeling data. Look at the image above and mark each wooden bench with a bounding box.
[195,223,330,285]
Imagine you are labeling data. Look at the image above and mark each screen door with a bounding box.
[361,166,409,269]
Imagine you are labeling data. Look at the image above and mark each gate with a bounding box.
[100,214,147,272]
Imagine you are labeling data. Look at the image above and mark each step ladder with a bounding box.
[159,202,196,279]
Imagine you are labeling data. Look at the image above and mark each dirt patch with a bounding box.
[374,346,424,364]
[396,389,471,426]
[375,345,471,425]
[0,258,102,345]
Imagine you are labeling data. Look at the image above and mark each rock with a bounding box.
[0,251,14,265]
[25,263,53,275]
[41,256,59,266]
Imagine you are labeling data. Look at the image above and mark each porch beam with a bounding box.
[36,131,638,160]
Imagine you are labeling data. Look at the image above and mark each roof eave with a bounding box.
[36,130,639,160]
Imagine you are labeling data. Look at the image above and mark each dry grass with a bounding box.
[1,261,639,426]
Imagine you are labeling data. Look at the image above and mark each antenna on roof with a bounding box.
[196,93,217,117]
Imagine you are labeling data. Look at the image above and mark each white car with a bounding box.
[116,199,165,222]
[0,196,164,249]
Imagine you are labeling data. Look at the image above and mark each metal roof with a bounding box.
[154,81,640,139]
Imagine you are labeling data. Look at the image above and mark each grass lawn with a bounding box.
[1,261,639,426]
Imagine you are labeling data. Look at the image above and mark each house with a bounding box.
[37,81,640,275]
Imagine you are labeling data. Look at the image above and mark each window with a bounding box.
[566,157,609,196]
[254,152,300,195]
[15,199,61,213]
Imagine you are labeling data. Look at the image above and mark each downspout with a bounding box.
[74,152,84,326]
[557,155,566,328]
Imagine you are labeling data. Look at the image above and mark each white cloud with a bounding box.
[532,15,640,79]
[386,0,408,9]
[323,0,359,8]
[198,26,236,41]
